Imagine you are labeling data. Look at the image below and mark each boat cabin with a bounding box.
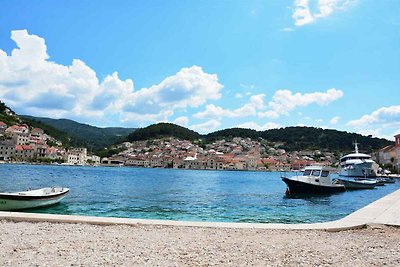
[302,166,332,184]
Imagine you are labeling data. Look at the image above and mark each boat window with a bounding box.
[303,170,311,176]
[321,171,329,177]
[311,170,321,176]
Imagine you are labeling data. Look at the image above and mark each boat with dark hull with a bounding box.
[0,187,69,211]
[281,166,345,194]
[335,178,377,189]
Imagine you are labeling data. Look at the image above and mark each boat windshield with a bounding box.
[321,170,330,177]
[303,170,312,176]
[311,170,321,176]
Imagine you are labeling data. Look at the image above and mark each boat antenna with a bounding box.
[353,140,359,153]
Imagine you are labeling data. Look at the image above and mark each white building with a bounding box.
[65,147,87,165]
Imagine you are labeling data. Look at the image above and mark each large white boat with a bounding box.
[0,187,69,211]
[339,142,378,178]
[281,166,345,194]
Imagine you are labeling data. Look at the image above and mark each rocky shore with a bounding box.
[0,220,399,266]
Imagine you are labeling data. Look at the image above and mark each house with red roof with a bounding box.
[378,134,400,170]
[15,145,34,160]
[5,124,29,145]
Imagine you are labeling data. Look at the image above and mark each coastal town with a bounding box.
[0,120,100,166]
[1,117,399,172]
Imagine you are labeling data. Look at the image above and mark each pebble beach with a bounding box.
[1,220,399,266]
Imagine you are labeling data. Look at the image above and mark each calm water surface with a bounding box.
[1,164,399,223]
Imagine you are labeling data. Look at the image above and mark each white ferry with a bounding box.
[339,142,378,178]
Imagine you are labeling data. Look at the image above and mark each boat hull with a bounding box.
[282,177,345,194]
[336,179,376,190]
[339,162,377,178]
[0,188,69,211]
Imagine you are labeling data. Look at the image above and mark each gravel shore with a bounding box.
[0,220,399,266]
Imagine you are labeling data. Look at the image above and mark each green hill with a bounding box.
[21,115,136,152]
[259,127,391,153]
[205,128,259,141]
[126,122,200,142]
[21,117,84,148]
[125,123,392,153]
[0,101,21,126]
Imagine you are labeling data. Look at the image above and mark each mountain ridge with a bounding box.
[125,123,392,153]
[20,115,137,152]
[9,112,393,154]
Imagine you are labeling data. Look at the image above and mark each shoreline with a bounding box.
[0,160,332,173]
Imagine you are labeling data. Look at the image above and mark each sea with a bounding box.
[1,164,399,224]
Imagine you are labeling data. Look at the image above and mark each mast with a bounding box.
[353,141,359,154]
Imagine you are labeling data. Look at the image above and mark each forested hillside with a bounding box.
[21,115,136,151]
[125,123,392,153]
[126,123,200,142]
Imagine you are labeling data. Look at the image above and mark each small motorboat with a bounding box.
[377,177,396,184]
[335,178,377,190]
[0,187,69,211]
[281,166,345,194]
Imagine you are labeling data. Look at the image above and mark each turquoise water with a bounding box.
[1,164,399,223]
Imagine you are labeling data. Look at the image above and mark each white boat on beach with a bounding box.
[339,142,378,178]
[0,187,69,211]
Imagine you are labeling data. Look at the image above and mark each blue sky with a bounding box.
[0,0,399,140]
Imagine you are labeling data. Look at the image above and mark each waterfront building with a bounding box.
[46,147,63,160]
[65,147,87,165]
[15,145,34,160]
[34,144,48,158]
[205,157,224,170]
[11,132,29,145]
[0,140,15,161]
[378,134,400,170]
[291,160,314,170]
[101,156,125,165]
[87,155,101,165]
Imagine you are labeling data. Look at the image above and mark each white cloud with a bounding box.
[292,0,356,27]
[293,0,315,26]
[124,66,222,113]
[190,119,221,134]
[199,88,343,120]
[235,122,281,131]
[266,88,343,118]
[194,94,266,119]
[346,106,400,140]
[173,116,189,127]
[258,110,280,119]
[347,105,400,128]
[329,116,340,124]
[0,30,223,125]
[282,27,295,32]
[235,93,243,98]
[240,84,255,90]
